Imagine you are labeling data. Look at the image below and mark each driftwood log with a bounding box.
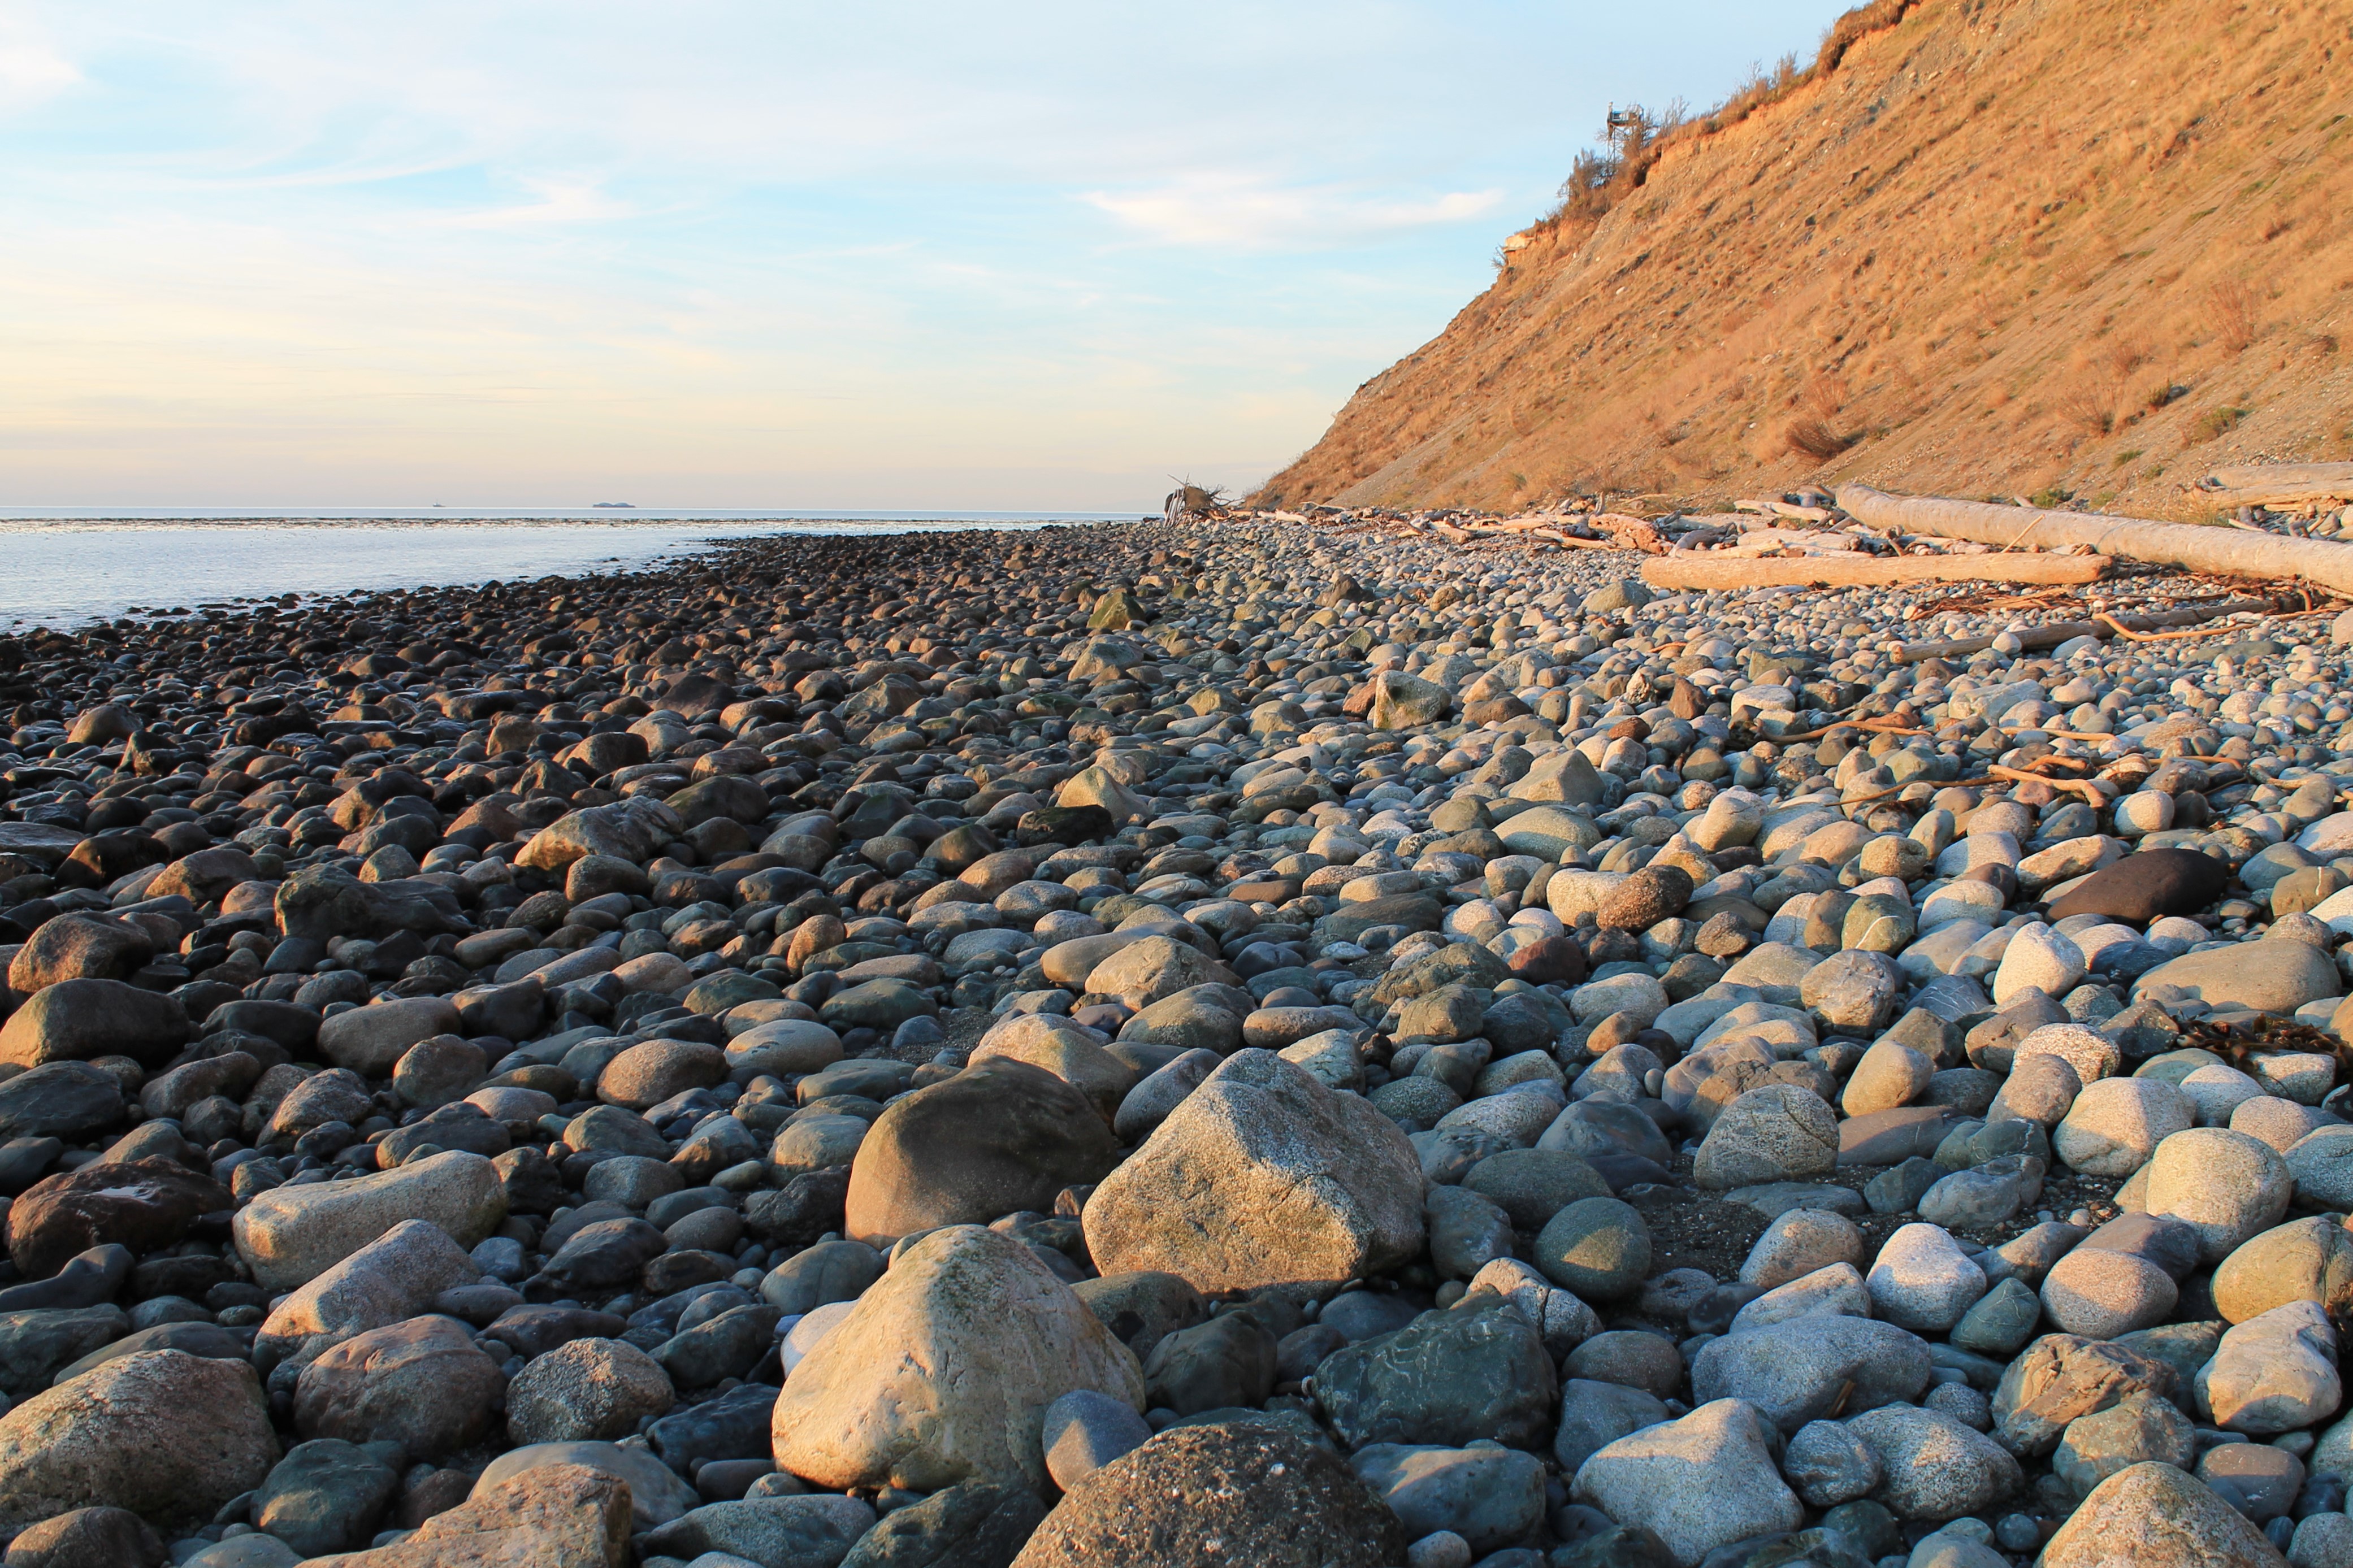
[1891,598,2282,663]
[2199,463,2353,509]
[1838,483,2353,597]
[1643,553,2111,592]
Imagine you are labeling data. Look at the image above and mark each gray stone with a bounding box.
[1552,1378,1671,1475]
[2041,1460,2291,1567]
[2042,1243,2178,1340]
[1950,1277,2043,1358]
[1728,1261,1870,1332]
[1844,1404,2023,1521]
[835,1480,1047,1568]
[1739,1208,1863,1290]
[770,1225,1143,1493]
[0,1349,279,1532]
[252,1437,402,1557]
[505,1336,674,1445]
[640,1495,879,1567]
[1142,1311,1279,1415]
[1087,1049,1423,1295]
[1425,1184,1515,1282]
[1917,1157,2040,1230]
[1561,1330,1683,1400]
[1865,1223,1986,1333]
[1688,1315,1934,1432]
[1042,1388,1153,1491]
[2052,1392,2196,1500]
[1461,1148,1610,1230]
[2143,1127,2292,1264]
[1692,1084,1838,1190]
[1533,1197,1651,1302]
[2055,1076,2194,1176]
[1800,950,1906,1032]
[2195,1300,2342,1435]
[2134,939,2341,1015]
[1313,1300,1557,1451]
[1784,1418,1882,1508]
[1350,1443,1546,1555]
[292,1314,506,1461]
[1570,1398,1803,1568]
[232,1149,506,1292]
[2284,1124,2353,1210]
[474,1439,701,1530]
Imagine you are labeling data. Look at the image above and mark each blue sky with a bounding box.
[0,2,1844,510]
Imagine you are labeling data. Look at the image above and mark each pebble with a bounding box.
[2196,1301,2343,1435]
[2052,1074,2193,1175]
[1865,1223,1987,1334]
[2141,1127,2294,1263]
[1349,1443,1546,1554]
[769,1224,1142,1493]
[5,517,2353,1556]
[1571,1399,1803,1565]
[1844,1402,2023,1519]
[1689,1313,1933,1432]
[2042,1458,2292,1566]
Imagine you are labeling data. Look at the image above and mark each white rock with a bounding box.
[2196,1300,2343,1435]
[769,1224,1143,1493]
[2053,1078,2194,1176]
[1730,1262,1872,1334]
[2112,791,2176,837]
[253,1219,481,1366]
[2177,1064,2268,1127]
[1085,1049,1423,1294]
[2144,1128,2294,1265]
[1992,924,2088,1006]
[232,1150,507,1292]
[1572,1399,1804,1567]
[1865,1224,1987,1334]
[2012,1022,2120,1085]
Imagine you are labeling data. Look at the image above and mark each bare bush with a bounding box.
[2204,279,2258,353]
[1786,419,1858,461]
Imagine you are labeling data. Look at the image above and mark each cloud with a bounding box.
[1086,176,1504,250]
[0,40,80,110]
[436,176,636,229]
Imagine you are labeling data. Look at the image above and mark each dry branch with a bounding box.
[2199,463,2353,507]
[1838,483,2353,596]
[1891,597,2280,663]
[1642,553,2111,592]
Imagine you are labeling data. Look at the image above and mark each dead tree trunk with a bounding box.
[1836,484,2353,596]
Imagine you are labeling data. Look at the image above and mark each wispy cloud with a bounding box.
[435,176,637,229]
[0,37,80,111]
[1088,176,1503,250]
[0,1,1847,507]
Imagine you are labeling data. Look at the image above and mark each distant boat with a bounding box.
[593,501,635,509]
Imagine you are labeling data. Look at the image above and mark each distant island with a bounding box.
[592,501,635,509]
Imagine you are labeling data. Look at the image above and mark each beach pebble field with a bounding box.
[2,512,2352,1567]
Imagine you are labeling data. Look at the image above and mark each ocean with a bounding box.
[0,509,1131,629]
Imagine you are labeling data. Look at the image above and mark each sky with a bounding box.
[0,2,1845,512]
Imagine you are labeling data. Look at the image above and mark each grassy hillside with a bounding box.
[1253,0,2353,519]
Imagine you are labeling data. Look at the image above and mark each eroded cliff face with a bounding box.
[1255,0,2353,518]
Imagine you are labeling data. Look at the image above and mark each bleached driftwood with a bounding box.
[1643,551,2111,592]
[1837,483,2353,597]
[1891,597,2282,663]
[2199,463,2353,508]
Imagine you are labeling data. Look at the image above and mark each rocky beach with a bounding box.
[2,511,2351,1567]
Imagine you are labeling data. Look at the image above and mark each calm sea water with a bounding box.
[0,509,1132,629]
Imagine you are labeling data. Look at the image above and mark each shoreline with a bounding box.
[0,512,2347,1561]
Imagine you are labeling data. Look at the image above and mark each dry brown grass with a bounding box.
[2203,279,2260,354]
[1253,0,2353,516]
[1786,419,1860,461]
